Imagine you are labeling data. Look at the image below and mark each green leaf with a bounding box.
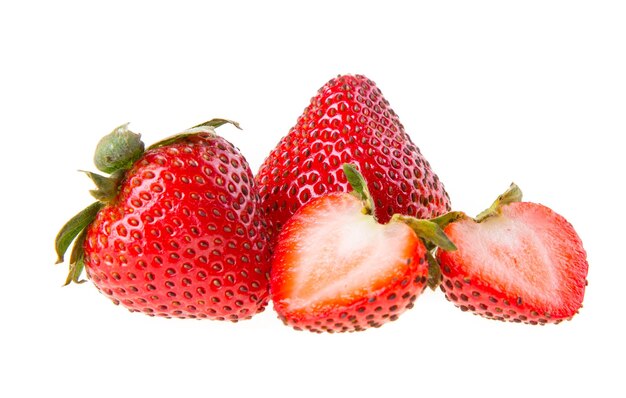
[342,163,374,215]
[191,118,241,130]
[64,228,89,286]
[55,201,103,264]
[392,215,457,252]
[148,119,241,150]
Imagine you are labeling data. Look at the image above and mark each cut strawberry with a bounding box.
[436,184,589,324]
[271,165,455,333]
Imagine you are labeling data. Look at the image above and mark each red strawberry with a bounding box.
[270,165,455,333]
[436,184,589,325]
[55,120,271,321]
[256,74,451,244]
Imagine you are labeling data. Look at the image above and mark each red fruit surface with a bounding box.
[83,133,271,320]
[256,74,451,243]
[437,202,589,325]
[271,193,429,333]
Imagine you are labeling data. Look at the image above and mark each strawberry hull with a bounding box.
[256,74,451,243]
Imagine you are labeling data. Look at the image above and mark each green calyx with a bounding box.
[430,211,467,230]
[427,183,523,229]
[81,170,125,203]
[55,201,104,265]
[56,124,146,284]
[426,251,443,290]
[475,183,523,222]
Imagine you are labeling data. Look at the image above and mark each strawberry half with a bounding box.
[436,184,589,325]
[270,165,455,333]
[55,120,271,321]
[256,74,451,245]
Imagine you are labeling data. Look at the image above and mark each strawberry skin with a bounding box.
[437,202,589,325]
[56,122,272,321]
[271,193,430,333]
[256,74,451,243]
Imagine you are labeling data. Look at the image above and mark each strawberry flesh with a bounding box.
[271,193,429,333]
[437,202,588,324]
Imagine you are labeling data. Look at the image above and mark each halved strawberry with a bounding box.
[270,165,455,333]
[436,184,589,325]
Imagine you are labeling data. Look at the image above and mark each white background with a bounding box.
[1,1,624,397]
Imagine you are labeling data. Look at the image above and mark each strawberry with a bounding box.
[270,165,455,333]
[55,119,271,321]
[435,184,589,325]
[256,74,451,244]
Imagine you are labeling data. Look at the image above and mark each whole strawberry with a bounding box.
[55,120,271,321]
[436,184,589,325]
[256,74,451,244]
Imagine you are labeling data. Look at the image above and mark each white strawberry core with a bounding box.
[450,208,562,306]
[279,194,415,310]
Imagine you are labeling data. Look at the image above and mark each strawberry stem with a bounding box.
[93,123,145,174]
[475,183,523,222]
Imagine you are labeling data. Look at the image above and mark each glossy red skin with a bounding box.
[437,202,589,325]
[256,74,451,244]
[83,133,271,321]
[270,193,430,333]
